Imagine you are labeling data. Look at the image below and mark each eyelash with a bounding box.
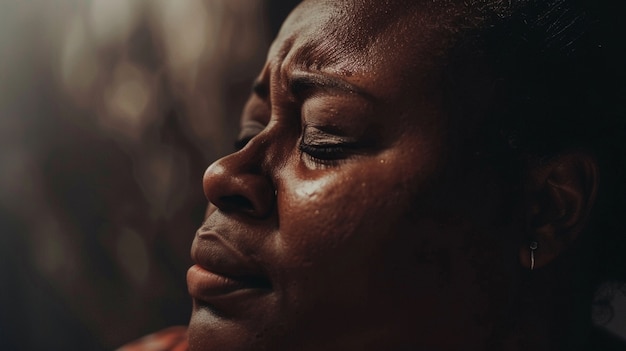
[234,128,355,166]
[298,141,352,165]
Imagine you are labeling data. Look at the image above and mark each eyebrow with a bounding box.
[251,71,373,102]
[288,72,373,100]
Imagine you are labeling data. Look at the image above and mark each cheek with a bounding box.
[267,154,507,346]
[277,169,397,262]
[271,143,440,275]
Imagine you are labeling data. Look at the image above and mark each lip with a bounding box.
[188,230,271,302]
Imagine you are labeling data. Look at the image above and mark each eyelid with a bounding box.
[298,125,363,167]
[302,123,358,145]
[302,125,357,145]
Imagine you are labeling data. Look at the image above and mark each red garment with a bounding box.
[117,326,188,351]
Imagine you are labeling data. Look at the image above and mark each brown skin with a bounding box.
[188,1,599,350]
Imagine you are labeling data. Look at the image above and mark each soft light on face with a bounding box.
[187,1,518,350]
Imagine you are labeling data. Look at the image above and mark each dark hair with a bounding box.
[440,0,626,317]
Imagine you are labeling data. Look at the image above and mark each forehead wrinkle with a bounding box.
[277,8,366,74]
[282,1,448,77]
[272,0,469,104]
[279,26,382,78]
[288,38,360,74]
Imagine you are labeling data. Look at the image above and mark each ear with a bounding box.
[519,152,599,269]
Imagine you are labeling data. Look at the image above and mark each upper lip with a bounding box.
[191,229,271,289]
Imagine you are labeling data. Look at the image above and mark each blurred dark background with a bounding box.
[0,1,297,349]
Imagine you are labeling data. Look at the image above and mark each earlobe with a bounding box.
[519,152,599,270]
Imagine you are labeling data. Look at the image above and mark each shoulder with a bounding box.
[116,326,188,351]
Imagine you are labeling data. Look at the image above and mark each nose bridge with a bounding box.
[239,117,289,171]
[202,127,277,219]
[234,120,281,172]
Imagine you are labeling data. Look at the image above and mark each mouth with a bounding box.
[188,231,272,303]
[187,264,271,298]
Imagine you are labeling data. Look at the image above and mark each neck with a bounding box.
[494,263,594,351]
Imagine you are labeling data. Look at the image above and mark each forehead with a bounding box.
[268,0,454,97]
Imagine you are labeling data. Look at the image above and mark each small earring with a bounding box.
[529,241,538,271]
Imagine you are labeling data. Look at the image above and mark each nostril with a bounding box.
[203,158,274,218]
[219,195,255,213]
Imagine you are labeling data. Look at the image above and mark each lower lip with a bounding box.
[187,264,267,300]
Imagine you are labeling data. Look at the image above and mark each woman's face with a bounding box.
[188,1,517,350]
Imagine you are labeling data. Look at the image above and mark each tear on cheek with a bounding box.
[292,177,332,199]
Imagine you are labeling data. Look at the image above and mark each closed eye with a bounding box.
[298,126,362,167]
[299,143,354,162]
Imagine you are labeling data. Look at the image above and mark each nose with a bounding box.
[202,143,275,219]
